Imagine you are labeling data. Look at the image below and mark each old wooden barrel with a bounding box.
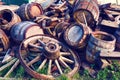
[86,31,116,63]
[16,2,43,21]
[0,9,21,30]
[64,23,91,49]
[29,0,54,10]
[10,21,44,42]
[73,0,99,29]
[0,29,9,52]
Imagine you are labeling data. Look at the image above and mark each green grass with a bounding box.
[0,60,120,80]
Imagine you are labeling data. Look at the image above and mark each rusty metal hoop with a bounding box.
[18,35,80,79]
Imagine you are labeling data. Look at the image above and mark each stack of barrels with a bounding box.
[0,2,44,50]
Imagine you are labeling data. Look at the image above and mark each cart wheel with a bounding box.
[18,35,80,79]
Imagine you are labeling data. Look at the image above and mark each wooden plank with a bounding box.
[104,9,120,15]
[100,51,120,58]
[100,20,119,28]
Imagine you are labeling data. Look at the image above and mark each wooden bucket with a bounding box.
[0,9,21,30]
[73,0,99,28]
[0,29,9,52]
[86,31,116,63]
[16,2,43,21]
[10,21,44,42]
[64,23,91,49]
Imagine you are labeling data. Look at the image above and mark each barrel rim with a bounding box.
[91,31,116,43]
[0,9,14,24]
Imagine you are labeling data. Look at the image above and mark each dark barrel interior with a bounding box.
[94,33,114,41]
[1,10,12,22]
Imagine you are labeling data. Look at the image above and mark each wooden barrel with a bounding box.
[16,2,43,21]
[0,29,9,52]
[73,0,99,28]
[0,9,21,30]
[64,23,91,49]
[10,21,44,42]
[86,31,116,63]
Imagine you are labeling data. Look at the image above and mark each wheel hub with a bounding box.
[44,41,60,60]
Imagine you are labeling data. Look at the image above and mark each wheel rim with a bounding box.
[18,35,80,79]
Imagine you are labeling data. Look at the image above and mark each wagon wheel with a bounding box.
[18,35,80,79]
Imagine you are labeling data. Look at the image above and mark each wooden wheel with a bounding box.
[18,35,80,79]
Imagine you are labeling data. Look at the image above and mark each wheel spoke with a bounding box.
[28,43,43,50]
[38,39,45,46]
[60,52,71,56]
[55,60,63,74]
[27,56,40,66]
[61,56,74,64]
[48,60,52,75]
[59,57,71,69]
[25,58,35,70]
[37,59,47,70]
[4,59,20,77]
[0,58,17,71]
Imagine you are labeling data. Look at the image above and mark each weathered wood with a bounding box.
[2,49,12,63]
[96,59,111,69]
[0,58,17,71]
[37,59,47,70]
[100,20,119,28]
[60,52,71,56]
[4,59,20,77]
[100,51,120,58]
[104,9,120,15]
[61,56,74,64]
[27,56,40,66]
[48,60,52,75]
[59,56,70,69]
[55,60,63,74]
